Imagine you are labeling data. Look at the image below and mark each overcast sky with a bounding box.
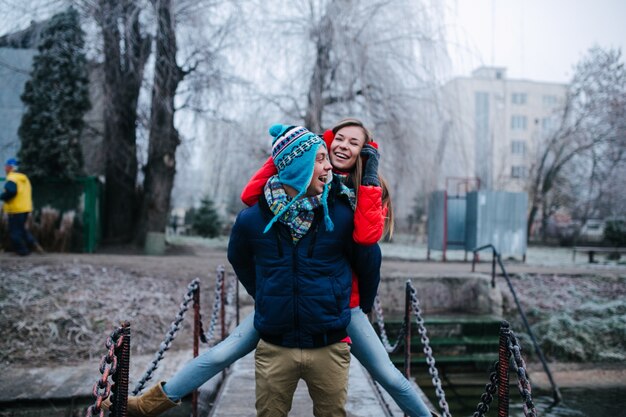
[446,0,626,83]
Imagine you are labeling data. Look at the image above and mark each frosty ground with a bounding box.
[0,236,624,388]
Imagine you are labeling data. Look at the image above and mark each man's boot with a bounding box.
[33,243,45,254]
[103,382,180,417]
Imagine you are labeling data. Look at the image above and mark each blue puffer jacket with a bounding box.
[228,183,381,349]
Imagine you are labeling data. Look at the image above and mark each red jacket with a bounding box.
[240,155,387,308]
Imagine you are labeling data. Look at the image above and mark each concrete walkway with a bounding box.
[209,351,429,417]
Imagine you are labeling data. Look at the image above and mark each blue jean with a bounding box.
[163,312,259,401]
[8,212,36,256]
[348,307,432,417]
[163,309,432,416]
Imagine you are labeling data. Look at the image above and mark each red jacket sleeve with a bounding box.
[353,184,387,245]
[240,156,277,206]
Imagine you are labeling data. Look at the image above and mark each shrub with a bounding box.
[191,197,222,238]
[604,219,626,246]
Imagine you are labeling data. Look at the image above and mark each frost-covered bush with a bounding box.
[504,274,626,362]
[527,300,626,361]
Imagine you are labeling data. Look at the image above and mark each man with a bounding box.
[228,124,381,417]
[1,158,42,256]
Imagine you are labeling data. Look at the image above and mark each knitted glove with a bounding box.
[360,144,380,186]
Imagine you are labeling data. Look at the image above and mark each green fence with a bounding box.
[33,176,102,253]
[2,176,102,253]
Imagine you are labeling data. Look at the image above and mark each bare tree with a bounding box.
[527,46,626,241]
[135,0,182,243]
[94,0,151,242]
[135,0,241,243]
[244,0,449,222]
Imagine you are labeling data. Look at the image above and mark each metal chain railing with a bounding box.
[471,366,499,417]
[132,268,239,395]
[85,324,128,417]
[204,269,226,345]
[472,243,562,405]
[407,281,452,417]
[86,266,240,417]
[508,331,537,417]
[132,278,205,395]
[372,295,406,353]
[373,278,545,417]
[469,322,538,417]
[224,271,238,328]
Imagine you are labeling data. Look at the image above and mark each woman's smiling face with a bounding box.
[330,125,367,171]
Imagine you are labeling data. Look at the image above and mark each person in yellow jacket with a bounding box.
[1,158,42,256]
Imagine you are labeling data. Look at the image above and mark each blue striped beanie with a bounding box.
[263,124,333,233]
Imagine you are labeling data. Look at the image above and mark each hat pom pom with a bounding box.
[269,124,285,138]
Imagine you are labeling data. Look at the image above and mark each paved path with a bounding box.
[208,351,431,417]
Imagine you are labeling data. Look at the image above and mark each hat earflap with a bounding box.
[321,182,333,232]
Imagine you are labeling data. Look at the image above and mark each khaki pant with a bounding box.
[255,339,351,417]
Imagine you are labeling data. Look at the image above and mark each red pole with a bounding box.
[403,282,412,417]
[491,251,497,288]
[235,273,240,326]
[220,270,226,340]
[443,190,448,262]
[192,286,200,417]
[112,321,131,417]
[498,321,511,417]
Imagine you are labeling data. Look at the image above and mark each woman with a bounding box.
[113,119,434,417]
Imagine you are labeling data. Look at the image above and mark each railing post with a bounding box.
[491,249,497,288]
[220,268,226,340]
[235,272,240,326]
[498,321,511,417]
[404,281,412,417]
[192,284,200,417]
[403,282,412,381]
[111,321,131,417]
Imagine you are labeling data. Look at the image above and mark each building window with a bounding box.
[511,93,527,105]
[511,115,527,130]
[542,117,557,131]
[511,166,528,178]
[543,95,557,107]
[511,140,526,155]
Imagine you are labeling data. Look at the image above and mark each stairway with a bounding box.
[383,315,502,373]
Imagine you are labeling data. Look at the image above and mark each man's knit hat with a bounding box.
[5,158,18,168]
[264,124,333,233]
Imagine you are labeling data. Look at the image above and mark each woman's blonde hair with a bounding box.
[331,118,395,240]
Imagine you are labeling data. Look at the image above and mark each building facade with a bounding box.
[441,67,568,192]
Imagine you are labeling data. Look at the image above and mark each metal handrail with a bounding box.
[96,267,237,417]
[471,244,562,404]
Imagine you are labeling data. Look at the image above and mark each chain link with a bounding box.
[508,331,538,417]
[407,281,452,417]
[372,296,406,353]
[203,269,225,345]
[472,362,499,417]
[224,271,238,328]
[131,266,238,394]
[132,278,202,395]
[85,327,125,417]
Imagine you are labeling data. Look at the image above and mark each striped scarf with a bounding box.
[264,175,323,243]
[334,172,356,211]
